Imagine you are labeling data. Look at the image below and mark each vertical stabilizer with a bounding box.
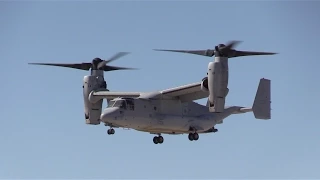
[252,78,271,120]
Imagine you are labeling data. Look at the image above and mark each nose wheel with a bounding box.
[107,128,115,135]
[188,132,199,141]
[153,135,164,144]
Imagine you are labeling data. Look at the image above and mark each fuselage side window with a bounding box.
[126,99,135,111]
[113,100,127,110]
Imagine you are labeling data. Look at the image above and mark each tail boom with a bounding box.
[230,78,271,120]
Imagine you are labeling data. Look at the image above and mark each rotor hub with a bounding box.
[215,44,229,57]
[218,44,225,48]
[92,58,104,70]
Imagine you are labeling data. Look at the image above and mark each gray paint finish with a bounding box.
[28,47,274,144]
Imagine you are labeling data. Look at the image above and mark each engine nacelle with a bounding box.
[207,58,229,113]
[201,77,209,92]
[83,75,106,125]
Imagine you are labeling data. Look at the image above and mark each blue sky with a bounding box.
[1,1,320,179]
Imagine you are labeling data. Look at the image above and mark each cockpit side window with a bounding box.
[107,100,115,108]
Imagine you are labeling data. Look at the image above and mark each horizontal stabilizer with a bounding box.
[252,78,271,120]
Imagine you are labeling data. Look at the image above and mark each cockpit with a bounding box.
[107,98,135,110]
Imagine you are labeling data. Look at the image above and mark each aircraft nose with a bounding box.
[100,107,120,122]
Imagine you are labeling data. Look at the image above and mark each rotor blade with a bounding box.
[231,50,278,58]
[104,52,130,64]
[28,62,92,70]
[97,52,131,70]
[225,40,242,50]
[103,65,138,72]
[97,60,108,70]
[153,49,215,57]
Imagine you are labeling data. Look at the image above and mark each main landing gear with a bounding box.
[188,132,199,141]
[107,128,115,135]
[153,135,164,144]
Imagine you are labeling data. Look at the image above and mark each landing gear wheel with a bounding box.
[153,136,158,144]
[153,136,164,144]
[107,128,115,135]
[188,133,194,141]
[188,133,199,141]
[158,136,164,144]
[193,133,199,140]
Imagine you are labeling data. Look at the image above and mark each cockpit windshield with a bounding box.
[107,99,135,110]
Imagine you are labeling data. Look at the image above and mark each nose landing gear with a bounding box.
[107,128,115,135]
[153,135,164,144]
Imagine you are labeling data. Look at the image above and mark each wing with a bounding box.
[88,81,208,103]
[160,82,208,102]
[88,90,141,103]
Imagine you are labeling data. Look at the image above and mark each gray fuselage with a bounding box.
[100,97,242,134]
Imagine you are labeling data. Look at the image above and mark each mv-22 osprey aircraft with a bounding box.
[29,41,276,144]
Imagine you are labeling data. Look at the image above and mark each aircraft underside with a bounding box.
[101,112,219,144]
[104,123,218,144]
